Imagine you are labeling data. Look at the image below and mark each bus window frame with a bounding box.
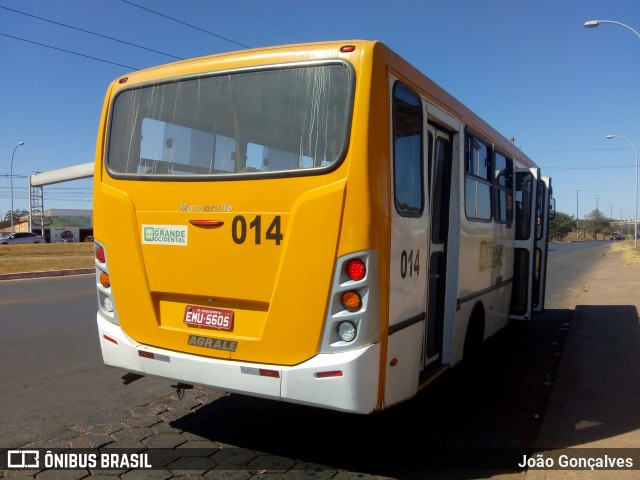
[535,179,546,241]
[464,131,493,222]
[515,171,533,241]
[103,60,356,182]
[493,149,514,226]
[392,81,425,218]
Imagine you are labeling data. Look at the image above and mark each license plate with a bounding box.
[183,305,234,331]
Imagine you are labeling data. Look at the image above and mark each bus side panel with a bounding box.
[452,139,516,365]
[384,322,423,407]
[384,73,429,406]
[94,184,154,330]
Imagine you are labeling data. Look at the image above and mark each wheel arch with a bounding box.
[463,300,486,360]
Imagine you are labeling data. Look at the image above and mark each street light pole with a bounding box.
[606,135,638,249]
[10,141,25,232]
[584,19,640,40]
[575,189,580,237]
[621,209,624,235]
[585,19,640,249]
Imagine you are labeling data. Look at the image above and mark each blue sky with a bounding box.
[1,0,640,222]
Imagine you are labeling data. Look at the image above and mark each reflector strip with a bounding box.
[240,366,280,378]
[189,220,224,227]
[103,335,118,345]
[137,350,170,362]
[315,371,344,378]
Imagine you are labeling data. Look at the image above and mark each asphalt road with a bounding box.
[0,275,192,448]
[545,240,612,309]
[0,240,612,478]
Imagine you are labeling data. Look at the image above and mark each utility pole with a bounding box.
[575,190,580,237]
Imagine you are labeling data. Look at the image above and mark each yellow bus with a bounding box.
[94,40,552,414]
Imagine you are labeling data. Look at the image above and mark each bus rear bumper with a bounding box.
[97,314,380,414]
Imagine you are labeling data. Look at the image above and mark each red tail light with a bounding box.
[96,246,105,263]
[346,259,366,281]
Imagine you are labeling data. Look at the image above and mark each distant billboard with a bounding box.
[51,227,80,243]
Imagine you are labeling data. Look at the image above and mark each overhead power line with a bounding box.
[119,0,251,49]
[0,32,139,70]
[528,147,633,154]
[0,5,183,60]
[218,0,310,42]
[540,164,635,171]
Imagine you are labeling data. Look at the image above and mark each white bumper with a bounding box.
[98,313,380,414]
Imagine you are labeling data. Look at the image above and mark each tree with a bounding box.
[549,211,574,241]
[583,209,611,240]
[0,209,29,229]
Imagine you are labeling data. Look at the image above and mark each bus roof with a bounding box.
[112,39,538,169]
[368,41,538,169]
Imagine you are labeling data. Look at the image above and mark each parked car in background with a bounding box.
[612,234,625,241]
[0,232,46,244]
[610,231,620,240]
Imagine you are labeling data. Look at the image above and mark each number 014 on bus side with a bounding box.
[183,305,234,331]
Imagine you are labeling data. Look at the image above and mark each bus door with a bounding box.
[510,168,549,320]
[533,176,552,312]
[423,125,452,367]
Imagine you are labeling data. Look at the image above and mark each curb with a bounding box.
[0,268,94,281]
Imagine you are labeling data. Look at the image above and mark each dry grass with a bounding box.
[0,242,94,274]
[611,239,640,265]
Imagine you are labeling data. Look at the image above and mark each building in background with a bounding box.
[1,209,93,242]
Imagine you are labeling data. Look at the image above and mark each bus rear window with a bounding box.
[107,63,353,178]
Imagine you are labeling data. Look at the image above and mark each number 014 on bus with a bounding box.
[93,40,552,414]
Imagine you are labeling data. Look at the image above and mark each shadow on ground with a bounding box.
[537,304,640,450]
[170,308,573,479]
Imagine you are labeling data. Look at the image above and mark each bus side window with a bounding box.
[494,151,513,225]
[515,172,533,240]
[392,82,424,217]
[464,134,492,221]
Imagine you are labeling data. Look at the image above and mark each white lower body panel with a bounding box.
[98,313,380,414]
